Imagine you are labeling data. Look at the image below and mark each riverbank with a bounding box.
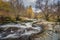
[31,22,60,40]
[0,21,60,40]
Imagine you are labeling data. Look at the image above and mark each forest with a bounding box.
[0,0,60,24]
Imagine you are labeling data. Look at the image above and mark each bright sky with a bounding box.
[5,0,9,1]
[23,0,36,7]
[3,0,37,12]
[3,0,58,13]
[3,0,58,7]
[4,0,36,7]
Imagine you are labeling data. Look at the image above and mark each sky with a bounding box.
[3,0,58,7]
[23,0,36,7]
[22,0,58,13]
[3,0,36,7]
[23,0,38,12]
[3,0,58,13]
[4,0,38,12]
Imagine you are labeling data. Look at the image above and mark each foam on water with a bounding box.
[0,23,42,39]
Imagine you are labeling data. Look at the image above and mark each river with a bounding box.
[0,22,42,40]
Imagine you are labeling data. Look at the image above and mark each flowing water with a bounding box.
[0,22,42,40]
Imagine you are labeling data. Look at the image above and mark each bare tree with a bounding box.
[35,0,53,21]
[56,0,60,22]
[52,0,60,22]
[9,0,25,20]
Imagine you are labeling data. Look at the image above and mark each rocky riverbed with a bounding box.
[0,22,60,40]
[0,22,43,40]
